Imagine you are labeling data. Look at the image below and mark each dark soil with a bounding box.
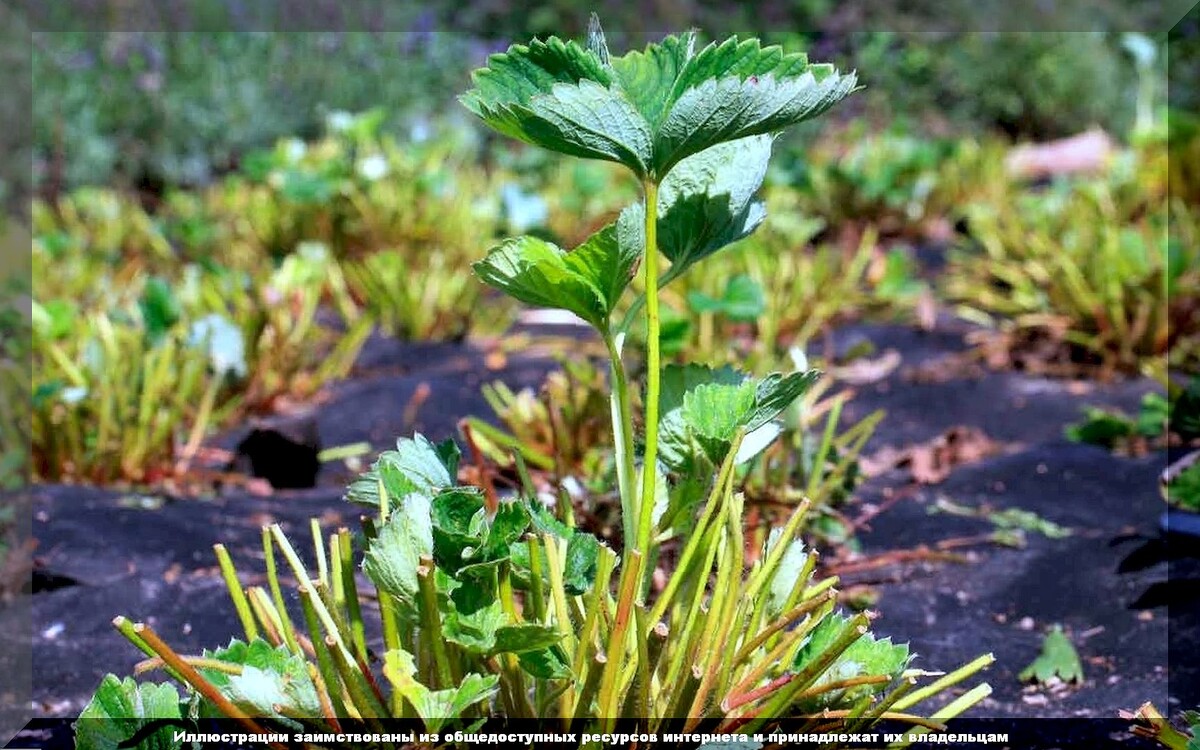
[13,316,1197,739]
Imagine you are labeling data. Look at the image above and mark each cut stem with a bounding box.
[213,544,258,642]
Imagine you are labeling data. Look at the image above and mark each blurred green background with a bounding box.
[27,1,1192,193]
[9,1,1199,490]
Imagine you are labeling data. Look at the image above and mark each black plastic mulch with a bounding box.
[20,318,1196,731]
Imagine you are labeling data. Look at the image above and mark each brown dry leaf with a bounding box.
[915,289,938,332]
[194,446,235,465]
[830,349,903,385]
[972,330,1015,371]
[966,326,1098,379]
[914,426,1003,484]
[485,350,508,370]
[908,444,948,484]
[1065,381,1093,396]
[860,446,907,478]
[246,478,275,497]
[864,426,1007,485]
[163,563,182,585]
[403,382,432,429]
[904,352,986,384]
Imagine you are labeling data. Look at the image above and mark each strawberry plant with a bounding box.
[83,21,992,739]
[784,127,957,238]
[464,356,613,481]
[944,149,1191,375]
[30,301,226,484]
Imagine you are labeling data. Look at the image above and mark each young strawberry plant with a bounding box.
[944,150,1190,375]
[464,356,613,483]
[785,127,957,239]
[189,243,371,413]
[83,21,993,739]
[31,301,225,484]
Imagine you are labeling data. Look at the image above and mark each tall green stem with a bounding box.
[597,179,660,727]
[636,179,661,555]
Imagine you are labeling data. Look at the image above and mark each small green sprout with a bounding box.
[1019,625,1084,686]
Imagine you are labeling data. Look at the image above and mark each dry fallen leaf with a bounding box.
[904,352,986,384]
[246,478,275,497]
[830,349,902,385]
[915,289,938,332]
[485,350,508,370]
[863,426,1007,485]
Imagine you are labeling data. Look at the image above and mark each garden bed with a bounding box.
[23,319,1192,722]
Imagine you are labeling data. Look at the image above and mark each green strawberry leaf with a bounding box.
[473,222,639,332]
[199,639,320,718]
[748,370,822,431]
[138,276,181,344]
[1019,625,1084,685]
[430,487,488,573]
[462,21,855,179]
[657,407,708,477]
[1064,407,1135,448]
[654,475,708,536]
[33,299,78,341]
[452,561,504,615]
[461,37,652,174]
[1181,711,1200,750]
[479,500,533,560]
[610,31,695,130]
[796,612,907,705]
[362,493,434,616]
[493,623,564,655]
[384,649,498,733]
[621,135,771,289]
[518,646,573,680]
[345,434,456,508]
[1167,463,1200,512]
[660,363,745,414]
[794,612,911,708]
[656,135,772,279]
[444,599,507,654]
[682,380,757,462]
[656,364,820,471]
[653,62,857,176]
[434,438,463,480]
[564,530,601,595]
[75,675,183,750]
